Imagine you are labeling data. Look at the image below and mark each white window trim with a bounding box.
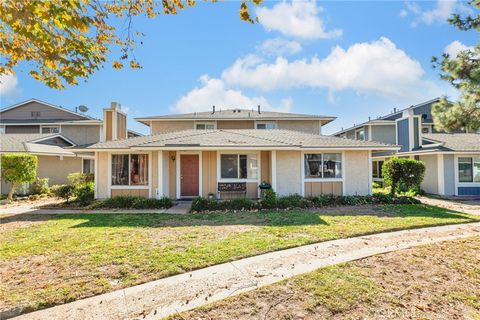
[176,151,203,199]
[355,128,365,140]
[194,121,216,130]
[108,152,151,194]
[255,120,277,130]
[40,125,61,134]
[454,155,480,193]
[301,151,346,196]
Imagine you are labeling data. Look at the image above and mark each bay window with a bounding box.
[458,157,480,183]
[304,153,342,179]
[112,154,148,186]
[220,154,258,180]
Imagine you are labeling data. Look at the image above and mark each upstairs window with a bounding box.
[304,153,342,179]
[355,128,365,140]
[195,123,215,130]
[41,126,60,134]
[220,154,258,180]
[112,154,148,186]
[458,157,480,183]
[256,122,277,130]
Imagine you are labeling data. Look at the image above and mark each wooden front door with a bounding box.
[180,154,199,197]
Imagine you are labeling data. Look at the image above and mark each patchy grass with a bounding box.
[0,204,478,314]
[172,236,480,320]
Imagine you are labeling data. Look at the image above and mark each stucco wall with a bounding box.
[419,154,439,194]
[96,152,109,198]
[276,150,302,196]
[36,155,82,185]
[344,150,370,195]
[277,120,320,134]
[61,125,101,145]
[151,121,193,134]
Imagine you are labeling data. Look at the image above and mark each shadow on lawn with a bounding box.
[0,205,477,229]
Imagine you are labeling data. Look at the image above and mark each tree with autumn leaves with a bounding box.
[431,1,480,133]
[0,0,262,89]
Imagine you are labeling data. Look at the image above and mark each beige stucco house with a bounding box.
[0,99,141,194]
[75,108,398,200]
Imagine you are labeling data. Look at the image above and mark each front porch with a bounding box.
[94,149,370,200]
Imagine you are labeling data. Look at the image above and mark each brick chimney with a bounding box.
[103,102,127,141]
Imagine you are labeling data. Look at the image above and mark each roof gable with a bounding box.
[0,99,95,122]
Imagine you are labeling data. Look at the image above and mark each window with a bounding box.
[31,111,41,118]
[458,157,480,183]
[304,153,342,179]
[422,126,430,134]
[355,129,365,140]
[196,123,215,130]
[220,154,258,180]
[111,154,148,186]
[372,161,385,179]
[256,122,277,130]
[41,126,60,134]
[82,159,94,174]
[0,126,5,134]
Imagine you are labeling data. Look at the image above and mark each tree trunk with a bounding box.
[7,183,17,201]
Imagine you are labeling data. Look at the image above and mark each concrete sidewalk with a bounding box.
[12,222,480,320]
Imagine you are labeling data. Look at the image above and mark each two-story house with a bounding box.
[0,99,141,194]
[75,106,398,200]
[332,98,480,196]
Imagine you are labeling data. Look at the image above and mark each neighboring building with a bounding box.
[332,98,479,196]
[76,124,397,200]
[0,99,137,194]
[135,106,336,135]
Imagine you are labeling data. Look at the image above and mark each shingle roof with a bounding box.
[79,129,398,151]
[0,134,75,156]
[419,133,480,152]
[135,109,336,125]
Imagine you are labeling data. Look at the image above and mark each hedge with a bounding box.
[190,193,420,213]
[89,196,173,209]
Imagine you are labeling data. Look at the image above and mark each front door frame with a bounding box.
[176,151,202,199]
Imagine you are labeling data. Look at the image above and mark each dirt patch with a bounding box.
[173,236,480,320]
[0,196,63,210]
[418,196,480,215]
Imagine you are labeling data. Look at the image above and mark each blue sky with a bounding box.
[0,0,477,134]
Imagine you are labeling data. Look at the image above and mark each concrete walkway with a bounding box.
[13,222,480,320]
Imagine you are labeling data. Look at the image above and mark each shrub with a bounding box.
[90,196,173,209]
[29,177,50,195]
[75,181,95,206]
[67,172,94,188]
[0,153,38,200]
[276,194,310,209]
[259,188,277,209]
[28,194,41,201]
[382,158,425,196]
[55,184,76,203]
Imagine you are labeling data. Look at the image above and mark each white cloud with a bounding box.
[255,0,342,39]
[172,75,292,113]
[0,73,18,96]
[222,37,433,99]
[257,38,302,56]
[402,0,472,25]
[444,40,474,58]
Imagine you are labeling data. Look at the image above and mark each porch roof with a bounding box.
[78,129,399,151]
[0,133,76,156]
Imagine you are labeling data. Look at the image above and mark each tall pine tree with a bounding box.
[431,1,480,133]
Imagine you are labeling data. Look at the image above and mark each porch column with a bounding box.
[157,150,163,198]
[271,150,277,192]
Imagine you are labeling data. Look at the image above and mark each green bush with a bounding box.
[382,158,425,196]
[276,194,311,209]
[55,184,76,203]
[90,196,173,209]
[67,172,94,188]
[75,181,95,206]
[260,188,277,209]
[29,177,50,195]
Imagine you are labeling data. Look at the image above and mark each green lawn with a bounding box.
[0,204,478,314]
